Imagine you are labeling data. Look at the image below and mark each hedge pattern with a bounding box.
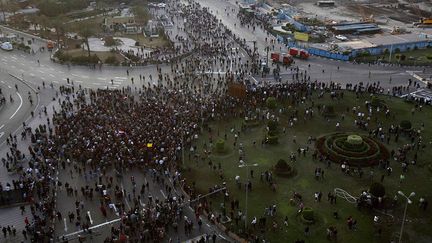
[316,133,389,167]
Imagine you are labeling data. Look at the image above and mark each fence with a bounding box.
[288,41,350,61]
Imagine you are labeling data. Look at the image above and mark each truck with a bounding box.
[47,41,54,51]
[289,47,310,59]
[270,52,293,65]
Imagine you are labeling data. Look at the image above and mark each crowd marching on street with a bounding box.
[0,0,430,243]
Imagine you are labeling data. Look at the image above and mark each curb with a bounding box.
[8,73,39,94]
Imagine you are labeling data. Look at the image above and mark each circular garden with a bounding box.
[316,133,390,167]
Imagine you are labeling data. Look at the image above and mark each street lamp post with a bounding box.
[238,162,258,230]
[398,191,415,243]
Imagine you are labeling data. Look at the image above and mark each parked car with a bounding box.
[335,35,348,41]
[0,42,13,51]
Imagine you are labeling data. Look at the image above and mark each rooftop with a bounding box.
[365,33,430,46]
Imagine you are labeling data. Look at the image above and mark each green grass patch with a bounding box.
[183,91,432,243]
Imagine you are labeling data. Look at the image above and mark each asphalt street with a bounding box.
[0,71,38,145]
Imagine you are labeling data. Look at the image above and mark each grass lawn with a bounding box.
[356,47,432,66]
[63,49,125,63]
[183,91,432,243]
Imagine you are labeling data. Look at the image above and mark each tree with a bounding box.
[132,5,150,26]
[369,182,385,198]
[37,14,50,32]
[74,21,97,56]
[5,0,19,15]
[50,15,69,48]
[38,0,61,17]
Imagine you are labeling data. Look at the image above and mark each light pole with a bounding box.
[398,190,415,243]
[238,162,258,230]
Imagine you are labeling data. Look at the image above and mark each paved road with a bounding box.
[196,0,430,89]
[0,71,38,145]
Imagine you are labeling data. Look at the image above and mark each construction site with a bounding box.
[243,0,432,63]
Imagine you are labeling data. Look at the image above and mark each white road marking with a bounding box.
[53,81,59,83]
[64,218,68,232]
[0,124,4,130]
[49,74,55,77]
[7,85,11,89]
[97,77,106,80]
[0,132,3,139]
[61,218,122,238]
[29,73,35,76]
[160,190,166,198]
[41,77,46,80]
[114,77,127,80]
[75,80,83,83]
[39,70,45,74]
[87,211,93,224]
[219,234,227,240]
[9,92,23,119]
[0,81,4,84]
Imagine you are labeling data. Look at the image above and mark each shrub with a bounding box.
[369,182,385,198]
[427,55,432,60]
[316,133,389,167]
[105,55,119,65]
[135,41,140,46]
[371,96,385,107]
[54,50,72,63]
[347,135,363,146]
[267,120,278,132]
[302,207,314,221]
[266,97,277,109]
[70,54,100,64]
[400,120,412,130]
[267,135,279,144]
[322,105,335,117]
[394,48,401,53]
[275,159,290,171]
[215,139,225,153]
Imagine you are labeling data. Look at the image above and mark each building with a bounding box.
[289,33,432,61]
[329,22,381,35]
[342,33,432,56]
[103,8,136,32]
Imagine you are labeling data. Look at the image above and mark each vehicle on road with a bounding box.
[335,35,348,41]
[0,42,13,51]
[47,41,54,51]
[270,52,293,65]
[289,47,310,59]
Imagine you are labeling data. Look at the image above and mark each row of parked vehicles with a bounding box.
[270,47,309,65]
